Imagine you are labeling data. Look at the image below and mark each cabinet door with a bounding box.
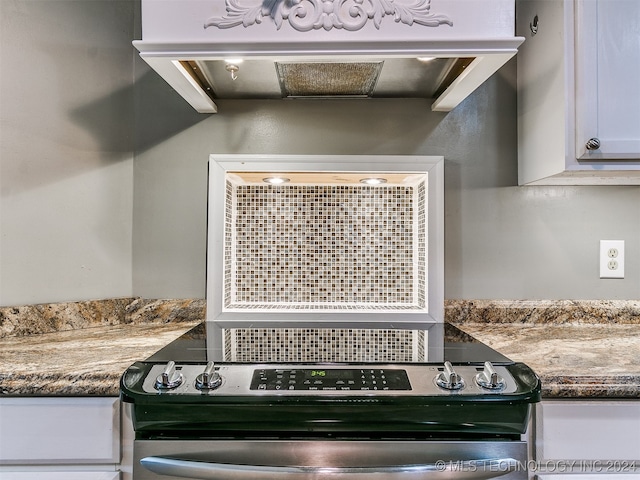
[0,397,120,464]
[575,0,640,160]
[536,401,640,462]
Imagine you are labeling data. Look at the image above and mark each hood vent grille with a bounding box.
[276,62,383,98]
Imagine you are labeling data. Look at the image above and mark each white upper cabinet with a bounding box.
[517,0,640,185]
[574,1,640,161]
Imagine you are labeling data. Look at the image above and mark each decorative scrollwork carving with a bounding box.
[204,0,453,31]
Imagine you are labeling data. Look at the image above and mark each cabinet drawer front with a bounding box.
[0,473,119,480]
[0,398,120,464]
[537,401,640,461]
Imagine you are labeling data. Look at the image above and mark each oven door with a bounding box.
[134,439,529,480]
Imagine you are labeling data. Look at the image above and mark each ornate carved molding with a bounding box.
[204,0,453,32]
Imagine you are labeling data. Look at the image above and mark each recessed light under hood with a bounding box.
[135,0,523,113]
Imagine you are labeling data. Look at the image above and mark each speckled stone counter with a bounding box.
[446,300,640,398]
[0,298,204,396]
[0,322,200,395]
[1,298,639,398]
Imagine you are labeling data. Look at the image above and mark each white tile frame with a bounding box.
[206,154,444,335]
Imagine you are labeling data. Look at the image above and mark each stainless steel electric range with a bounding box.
[121,323,541,480]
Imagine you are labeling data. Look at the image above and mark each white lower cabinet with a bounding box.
[534,400,640,478]
[0,397,123,479]
[0,474,119,480]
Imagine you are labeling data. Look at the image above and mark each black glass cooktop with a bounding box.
[145,322,512,365]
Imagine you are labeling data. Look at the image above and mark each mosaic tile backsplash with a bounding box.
[224,328,426,362]
[224,180,427,311]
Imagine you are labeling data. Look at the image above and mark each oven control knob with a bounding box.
[155,361,183,390]
[475,362,506,391]
[195,361,222,390]
[435,361,465,390]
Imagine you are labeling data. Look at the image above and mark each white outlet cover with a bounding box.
[599,240,625,279]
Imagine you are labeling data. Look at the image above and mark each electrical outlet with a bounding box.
[600,240,625,279]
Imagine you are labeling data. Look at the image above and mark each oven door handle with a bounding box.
[140,456,521,479]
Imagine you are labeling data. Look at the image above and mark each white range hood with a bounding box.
[136,0,523,113]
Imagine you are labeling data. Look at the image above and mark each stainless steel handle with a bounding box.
[141,456,520,479]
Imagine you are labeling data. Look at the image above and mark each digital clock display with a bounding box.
[304,369,353,380]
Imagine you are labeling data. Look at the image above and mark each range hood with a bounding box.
[135,0,523,113]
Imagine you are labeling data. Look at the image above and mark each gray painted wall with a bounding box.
[0,0,135,306]
[1,1,638,306]
[133,59,640,301]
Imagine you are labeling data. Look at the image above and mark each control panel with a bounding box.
[139,361,520,396]
[250,368,411,391]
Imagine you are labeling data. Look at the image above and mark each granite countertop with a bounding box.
[0,322,201,395]
[0,298,204,396]
[447,300,640,399]
[1,298,639,398]
[452,322,640,398]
